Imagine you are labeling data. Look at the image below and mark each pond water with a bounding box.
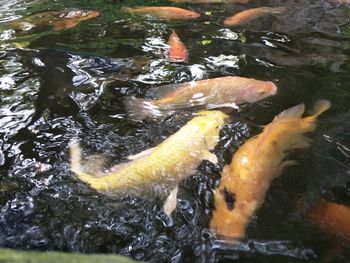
[1,0,350,262]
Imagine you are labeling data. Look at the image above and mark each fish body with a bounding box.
[166,30,188,62]
[170,0,249,3]
[224,7,286,26]
[11,9,100,32]
[124,76,277,120]
[70,110,228,194]
[210,100,331,238]
[308,199,350,241]
[121,6,201,20]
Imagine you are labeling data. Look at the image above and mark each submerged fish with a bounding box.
[70,110,228,213]
[210,100,331,239]
[170,0,249,3]
[124,76,277,120]
[224,7,286,26]
[9,9,100,32]
[121,6,201,20]
[166,30,189,62]
[308,199,350,241]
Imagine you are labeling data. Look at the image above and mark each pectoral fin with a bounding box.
[203,151,218,164]
[163,185,179,216]
[127,147,155,161]
[207,102,239,110]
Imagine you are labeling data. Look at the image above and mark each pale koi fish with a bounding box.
[210,100,331,239]
[70,110,228,215]
[121,6,201,20]
[224,7,286,26]
[124,76,277,120]
[166,30,189,62]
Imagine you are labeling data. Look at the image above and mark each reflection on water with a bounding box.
[1,0,350,262]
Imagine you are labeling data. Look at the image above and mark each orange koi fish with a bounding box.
[308,199,350,241]
[124,76,277,120]
[210,100,331,239]
[224,7,286,26]
[166,30,189,62]
[171,0,249,3]
[121,6,201,20]
[15,9,100,32]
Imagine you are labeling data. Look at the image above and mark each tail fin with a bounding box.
[269,7,287,14]
[69,141,98,185]
[70,141,83,174]
[124,96,164,121]
[310,99,331,118]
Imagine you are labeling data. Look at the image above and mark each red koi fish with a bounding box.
[308,199,350,242]
[166,30,189,62]
[224,7,286,26]
[15,9,100,32]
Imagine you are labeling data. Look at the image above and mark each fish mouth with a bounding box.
[268,81,278,95]
[87,11,100,18]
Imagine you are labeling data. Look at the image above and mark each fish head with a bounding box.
[186,11,201,19]
[243,81,277,103]
[194,110,229,149]
[84,10,100,19]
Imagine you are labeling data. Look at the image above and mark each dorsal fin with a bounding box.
[272,103,305,123]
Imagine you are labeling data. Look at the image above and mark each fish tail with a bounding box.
[124,96,164,120]
[269,7,287,14]
[120,6,134,14]
[69,141,97,185]
[300,99,331,131]
[310,99,331,119]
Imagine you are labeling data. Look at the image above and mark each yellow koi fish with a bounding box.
[70,110,228,213]
[224,7,286,26]
[121,6,201,20]
[210,100,331,238]
[124,76,277,120]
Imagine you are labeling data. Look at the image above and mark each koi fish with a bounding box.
[210,99,331,239]
[121,6,201,20]
[124,76,277,120]
[166,30,189,62]
[224,7,286,26]
[170,0,249,3]
[70,110,228,214]
[308,199,350,241]
[10,9,100,32]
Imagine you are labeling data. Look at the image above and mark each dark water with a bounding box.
[1,0,350,262]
